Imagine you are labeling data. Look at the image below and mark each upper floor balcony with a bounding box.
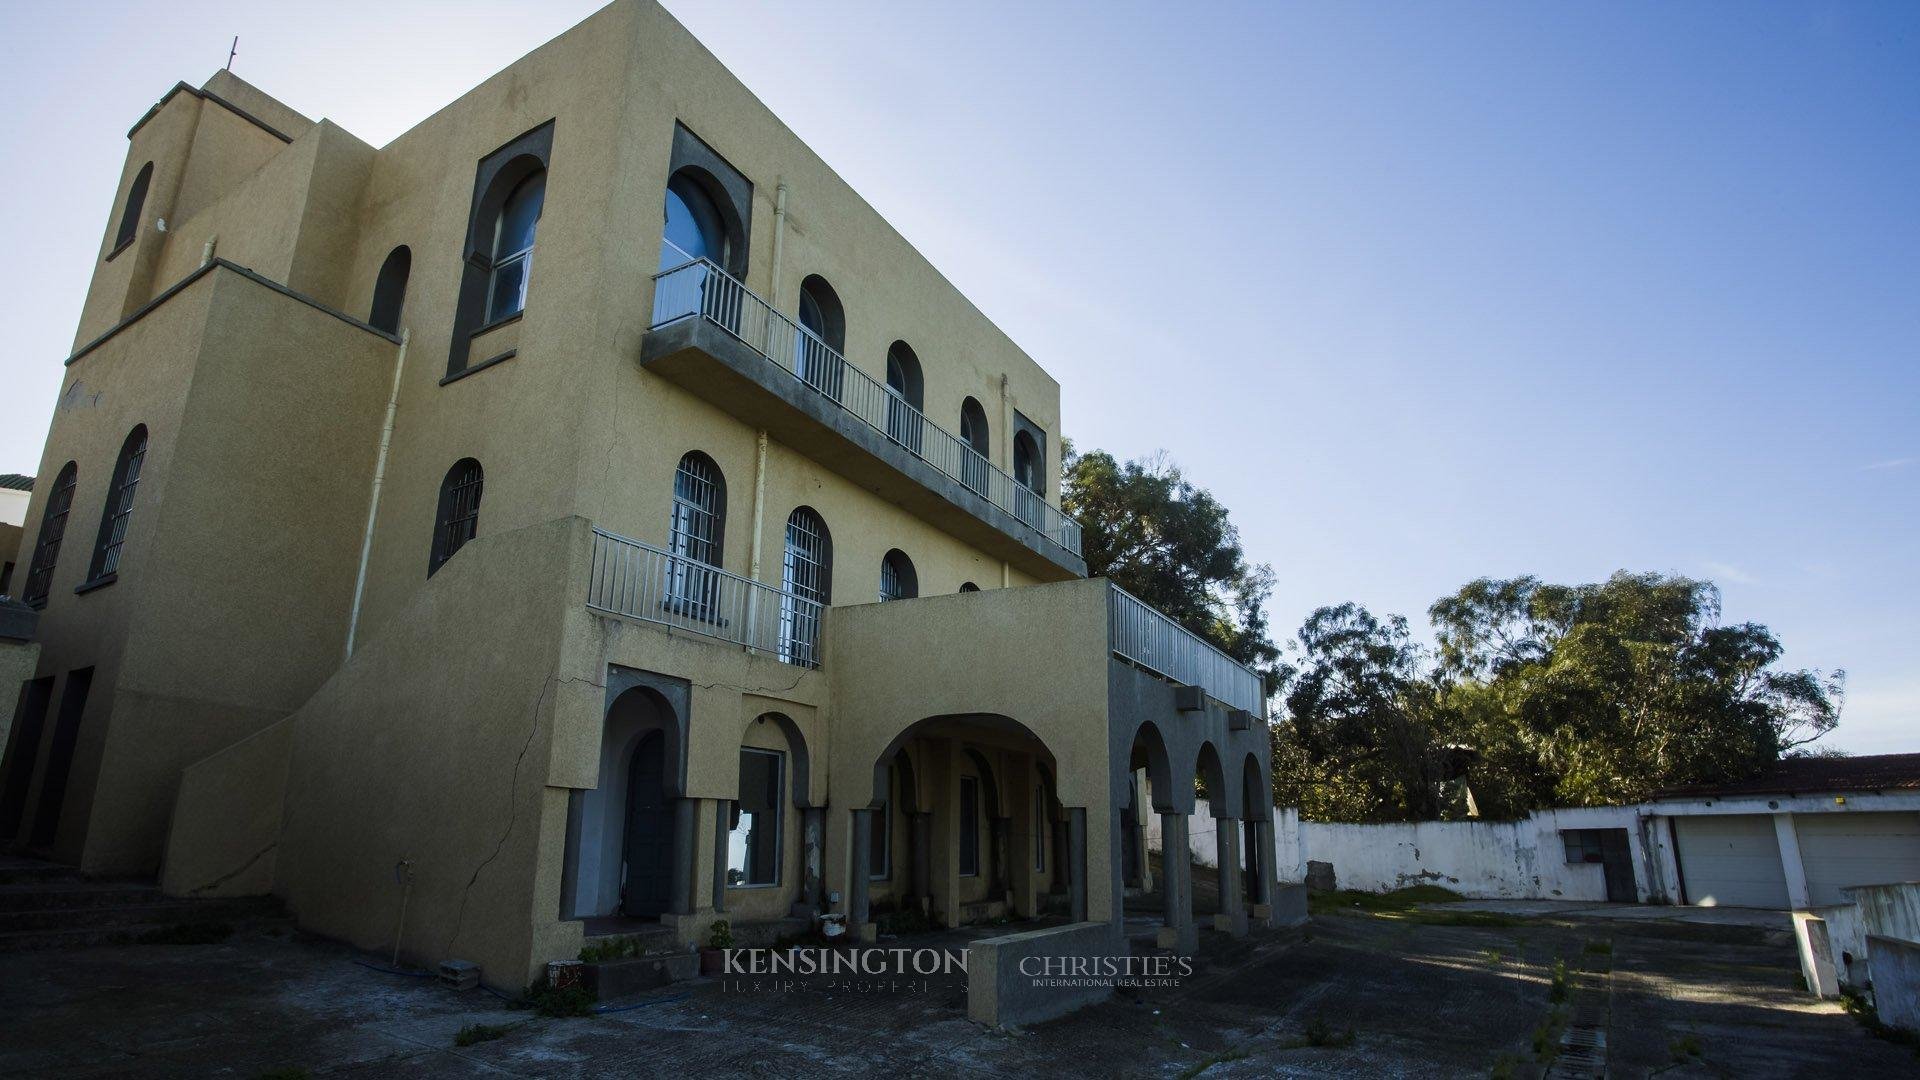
[585,526,1265,722]
[640,257,1086,580]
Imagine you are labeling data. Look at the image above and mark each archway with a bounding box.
[560,679,690,922]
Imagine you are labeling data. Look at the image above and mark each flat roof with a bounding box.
[1653,752,1920,799]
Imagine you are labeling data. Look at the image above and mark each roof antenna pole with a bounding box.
[225,36,239,71]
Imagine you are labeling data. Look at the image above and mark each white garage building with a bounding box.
[1650,753,1920,910]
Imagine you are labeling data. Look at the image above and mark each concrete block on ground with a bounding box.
[1792,912,1840,998]
[1868,935,1920,1033]
[966,920,1124,1029]
[1270,883,1308,928]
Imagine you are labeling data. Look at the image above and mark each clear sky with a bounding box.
[1,2,1913,752]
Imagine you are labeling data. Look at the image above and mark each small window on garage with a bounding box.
[1562,829,1605,864]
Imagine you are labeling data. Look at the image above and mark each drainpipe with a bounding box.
[749,430,769,579]
[769,181,790,309]
[346,327,409,658]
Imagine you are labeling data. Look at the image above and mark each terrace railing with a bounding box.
[1109,583,1266,717]
[651,257,1084,557]
[587,527,823,668]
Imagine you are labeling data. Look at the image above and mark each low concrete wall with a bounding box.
[1870,935,1920,1033]
[1792,912,1840,998]
[1817,882,1920,990]
[1147,800,1649,901]
[966,920,1125,1028]
[160,718,293,897]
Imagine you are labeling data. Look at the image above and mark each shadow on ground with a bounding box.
[2,894,1912,1078]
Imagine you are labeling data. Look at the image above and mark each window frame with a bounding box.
[959,775,980,877]
[728,746,786,888]
[23,462,77,608]
[83,427,148,588]
[780,507,831,666]
[429,459,484,576]
[485,170,545,325]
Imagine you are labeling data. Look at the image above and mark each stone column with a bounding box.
[911,811,932,913]
[670,798,697,917]
[1156,812,1197,954]
[989,816,1011,903]
[711,798,731,914]
[1250,813,1280,924]
[792,806,824,917]
[1068,806,1088,923]
[1773,813,1811,910]
[1214,817,1248,937]
[849,808,874,941]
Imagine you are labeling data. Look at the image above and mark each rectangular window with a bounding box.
[959,776,979,877]
[1561,829,1605,865]
[1033,785,1046,872]
[870,766,891,881]
[727,748,783,887]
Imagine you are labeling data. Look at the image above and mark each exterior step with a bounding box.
[0,860,88,887]
[0,881,168,912]
[0,896,277,934]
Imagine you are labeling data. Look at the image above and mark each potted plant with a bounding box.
[699,919,734,976]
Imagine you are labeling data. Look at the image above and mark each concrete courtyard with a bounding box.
[2,900,1912,1078]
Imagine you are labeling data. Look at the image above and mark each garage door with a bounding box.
[1673,815,1789,908]
[1795,812,1920,907]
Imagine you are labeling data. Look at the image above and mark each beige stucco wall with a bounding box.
[18,267,394,871]
[160,717,291,898]
[0,639,39,755]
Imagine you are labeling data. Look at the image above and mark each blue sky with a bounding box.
[2,2,1914,751]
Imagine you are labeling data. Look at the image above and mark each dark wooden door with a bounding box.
[1598,828,1636,903]
[622,731,674,917]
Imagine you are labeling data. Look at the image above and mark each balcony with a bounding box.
[640,258,1086,580]
[586,528,823,668]
[1108,584,1265,717]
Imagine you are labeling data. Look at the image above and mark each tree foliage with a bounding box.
[1274,571,1844,820]
[1063,445,1281,688]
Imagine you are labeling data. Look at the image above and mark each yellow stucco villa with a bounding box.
[1,0,1286,1020]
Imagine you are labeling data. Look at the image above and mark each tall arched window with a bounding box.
[667,452,726,619]
[795,276,846,400]
[112,162,153,255]
[86,427,148,584]
[22,462,77,607]
[368,246,411,334]
[487,170,545,323]
[429,458,484,576]
[879,549,918,602]
[660,171,732,271]
[884,341,924,453]
[1012,430,1043,526]
[959,397,990,495]
[780,507,831,666]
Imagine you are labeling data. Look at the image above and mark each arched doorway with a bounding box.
[623,730,674,916]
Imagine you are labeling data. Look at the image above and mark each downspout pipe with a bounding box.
[346,327,408,658]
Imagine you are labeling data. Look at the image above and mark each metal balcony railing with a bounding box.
[650,257,1084,557]
[587,527,823,668]
[1109,584,1266,717]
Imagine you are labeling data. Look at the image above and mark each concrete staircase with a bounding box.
[0,856,282,951]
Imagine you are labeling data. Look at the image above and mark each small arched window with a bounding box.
[660,171,731,271]
[112,162,153,254]
[666,452,726,619]
[795,276,846,400]
[429,458,484,576]
[959,397,991,494]
[879,549,918,603]
[487,170,545,323]
[959,581,980,593]
[368,246,411,334]
[780,507,832,665]
[86,426,148,585]
[884,341,924,452]
[22,462,77,607]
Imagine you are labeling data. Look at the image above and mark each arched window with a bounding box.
[795,275,846,400]
[368,246,411,334]
[884,341,924,452]
[728,746,785,887]
[660,171,732,271]
[959,397,991,494]
[487,170,545,323]
[666,452,726,619]
[86,427,148,584]
[22,462,77,607]
[959,582,980,593]
[1012,430,1043,526]
[780,507,831,666]
[429,458,484,576]
[112,162,153,254]
[879,549,917,602]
